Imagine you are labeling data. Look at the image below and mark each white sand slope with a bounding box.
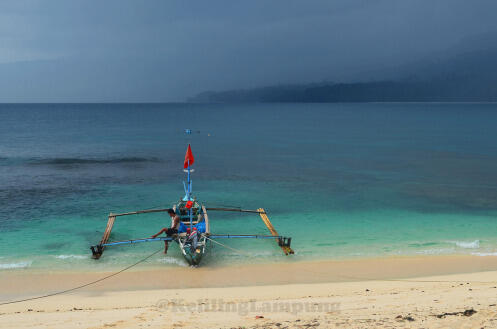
[1,256,497,328]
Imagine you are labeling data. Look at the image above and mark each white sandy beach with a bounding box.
[2,255,497,328]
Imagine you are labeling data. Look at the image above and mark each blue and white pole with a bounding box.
[187,160,193,229]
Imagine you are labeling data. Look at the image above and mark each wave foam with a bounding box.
[156,257,188,267]
[0,261,32,269]
[415,248,455,255]
[55,255,87,260]
[454,240,480,249]
[471,252,497,256]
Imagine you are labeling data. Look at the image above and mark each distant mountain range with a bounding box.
[189,36,497,103]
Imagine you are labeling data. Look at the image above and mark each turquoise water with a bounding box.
[1,103,497,270]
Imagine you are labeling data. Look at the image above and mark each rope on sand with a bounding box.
[0,248,163,306]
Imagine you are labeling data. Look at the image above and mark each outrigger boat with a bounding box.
[90,144,293,266]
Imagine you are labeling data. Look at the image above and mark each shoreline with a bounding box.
[3,254,497,298]
[5,251,497,272]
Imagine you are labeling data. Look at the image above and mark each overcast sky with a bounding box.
[1,0,496,102]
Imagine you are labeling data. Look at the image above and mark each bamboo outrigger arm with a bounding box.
[91,233,292,258]
[257,208,294,255]
[112,208,171,217]
[91,208,172,259]
[205,207,265,214]
[91,236,175,257]
[206,207,294,255]
[92,206,293,259]
[209,234,292,250]
[91,213,116,259]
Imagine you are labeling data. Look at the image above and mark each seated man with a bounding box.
[151,208,180,254]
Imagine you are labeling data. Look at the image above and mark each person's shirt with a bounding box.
[171,215,180,230]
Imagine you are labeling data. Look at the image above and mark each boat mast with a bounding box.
[187,159,193,228]
[183,144,194,229]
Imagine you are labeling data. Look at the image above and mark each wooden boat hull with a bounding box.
[178,234,208,266]
[174,201,210,266]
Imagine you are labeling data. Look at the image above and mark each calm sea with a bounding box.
[1,103,497,270]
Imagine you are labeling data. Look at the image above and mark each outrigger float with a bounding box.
[90,144,293,266]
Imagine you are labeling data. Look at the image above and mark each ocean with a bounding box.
[1,102,497,270]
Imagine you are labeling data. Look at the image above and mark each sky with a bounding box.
[0,0,496,102]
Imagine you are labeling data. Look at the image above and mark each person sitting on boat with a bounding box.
[151,208,180,254]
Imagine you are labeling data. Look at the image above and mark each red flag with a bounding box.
[184,144,194,168]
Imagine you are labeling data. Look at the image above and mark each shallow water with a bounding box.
[1,103,497,270]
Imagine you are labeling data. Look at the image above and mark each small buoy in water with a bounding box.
[185,129,192,134]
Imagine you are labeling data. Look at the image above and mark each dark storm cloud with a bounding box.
[0,0,496,102]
